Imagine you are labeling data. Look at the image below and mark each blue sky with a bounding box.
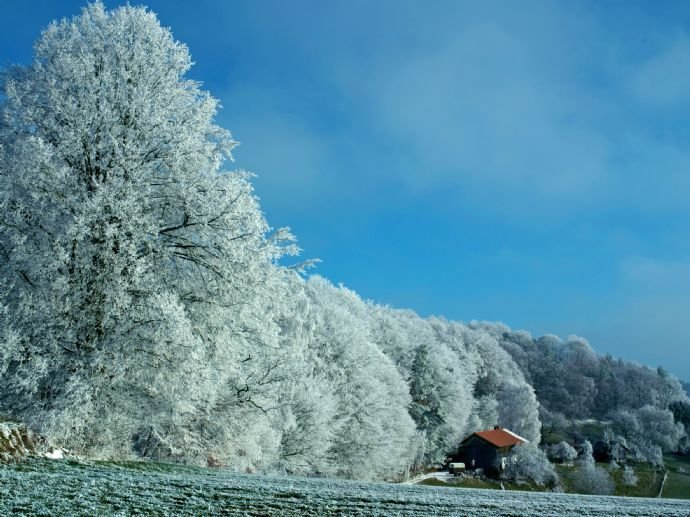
[2,1,690,380]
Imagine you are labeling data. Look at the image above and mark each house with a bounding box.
[450,426,529,476]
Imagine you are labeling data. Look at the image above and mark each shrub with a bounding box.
[503,444,559,487]
[547,441,577,463]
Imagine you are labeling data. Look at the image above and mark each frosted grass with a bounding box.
[1,460,690,516]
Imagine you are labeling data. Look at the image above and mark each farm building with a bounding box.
[450,426,528,476]
[593,439,633,463]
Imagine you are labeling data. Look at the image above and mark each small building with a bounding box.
[593,440,632,464]
[448,462,465,476]
[450,426,528,476]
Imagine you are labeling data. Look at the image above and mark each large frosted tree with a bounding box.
[0,2,294,460]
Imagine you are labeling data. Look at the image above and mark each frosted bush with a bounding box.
[504,444,559,487]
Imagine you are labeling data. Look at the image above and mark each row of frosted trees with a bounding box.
[0,3,687,480]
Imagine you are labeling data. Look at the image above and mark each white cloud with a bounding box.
[314,3,690,220]
[334,6,616,214]
[210,1,690,222]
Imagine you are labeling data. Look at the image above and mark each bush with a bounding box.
[570,463,615,495]
[547,441,577,463]
[503,444,559,487]
[569,441,614,495]
[622,466,638,489]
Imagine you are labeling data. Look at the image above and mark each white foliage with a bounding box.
[369,309,477,467]
[570,440,614,495]
[504,444,558,487]
[622,465,638,488]
[0,2,294,461]
[547,441,578,463]
[303,277,417,480]
[496,382,541,444]
[608,405,685,461]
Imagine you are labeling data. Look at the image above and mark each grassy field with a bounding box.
[542,420,608,446]
[530,414,689,500]
[2,458,690,516]
[662,454,690,499]
[418,476,501,490]
[419,475,542,493]
[554,462,664,498]
[612,463,664,498]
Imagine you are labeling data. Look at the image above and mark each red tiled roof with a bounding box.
[468,427,528,448]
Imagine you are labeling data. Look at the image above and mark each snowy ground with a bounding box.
[1,459,689,516]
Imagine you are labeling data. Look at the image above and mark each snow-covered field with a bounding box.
[1,459,689,516]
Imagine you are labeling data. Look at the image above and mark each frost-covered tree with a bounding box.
[504,444,558,487]
[682,381,690,397]
[496,383,541,444]
[464,323,541,443]
[622,465,638,494]
[547,441,577,464]
[0,2,295,460]
[608,406,685,461]
[571,440,614,495]
[267,275,338,474]
[495,327,690,423]
[365,308,479,469]
[571,463,615,495]
[409,344,445,445]
[633,405,686,452]
[670,400,690,453]
[670,400,690,429]
[579,440,595,467]
[302,277,417,480]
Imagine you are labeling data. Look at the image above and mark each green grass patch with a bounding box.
[452,477,501,490]
[577,421,607,441]
[662,471,690,499]
[661,454,690,499]
[417,477,449,487]
[418,476,501,490]
[543,419,609,445]
[663,453,690,472]
[609,463,663,497]
[503,481,542,492]
[554,464,578,493]
[541,431,569,445]
[555,462,663,497]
